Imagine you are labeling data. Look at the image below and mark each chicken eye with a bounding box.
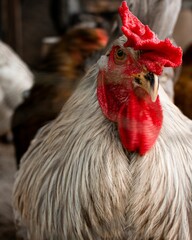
[117,49,124,57]
[114,48,127,64]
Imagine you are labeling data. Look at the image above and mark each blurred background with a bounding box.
[0,0,191,239]
[0,0,123,66]
[0,0,191,66]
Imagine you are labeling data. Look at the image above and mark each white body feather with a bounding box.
[13,38,192,239]
[0,41,34,135]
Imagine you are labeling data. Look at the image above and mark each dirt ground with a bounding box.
[0,142,17,240]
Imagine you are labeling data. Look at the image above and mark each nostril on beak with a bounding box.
[144,72,155,87]
[134,77,142,85]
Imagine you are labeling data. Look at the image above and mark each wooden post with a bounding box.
[6,0,23,56]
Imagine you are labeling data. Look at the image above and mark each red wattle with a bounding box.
[117,91,163,155]
[97,79,163,155]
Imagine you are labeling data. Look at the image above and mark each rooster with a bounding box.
[11,0,181,165]
[13,2,192,239]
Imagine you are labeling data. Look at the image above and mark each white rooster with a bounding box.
[0,41,33,137]
[13,2,192,239]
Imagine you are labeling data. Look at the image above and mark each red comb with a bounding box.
[118,1,182,75]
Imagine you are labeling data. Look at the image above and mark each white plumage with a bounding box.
[13,36,192,239]
[0,41,34,136]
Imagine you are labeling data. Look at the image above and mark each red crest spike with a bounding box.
[118,1,182,75]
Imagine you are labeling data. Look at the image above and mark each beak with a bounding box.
[133,72,159,102]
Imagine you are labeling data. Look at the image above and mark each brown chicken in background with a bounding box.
[12,25,109,166]
[40,27,109,77]
[174,44,192,119]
